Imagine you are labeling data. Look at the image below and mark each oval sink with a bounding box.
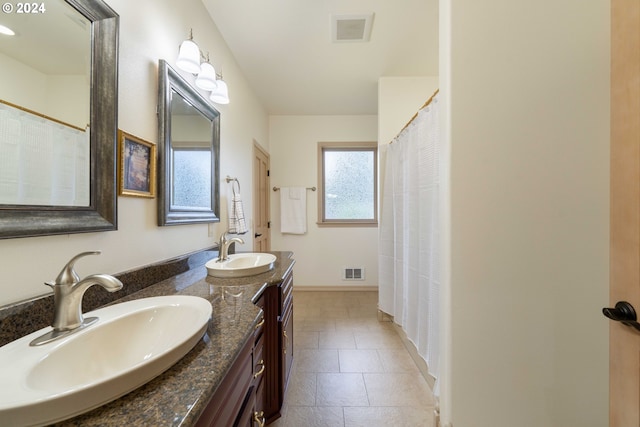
[0,295,212,426]
[206,253,277,278]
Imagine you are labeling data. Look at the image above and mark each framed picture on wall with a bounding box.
[118,130,156,198]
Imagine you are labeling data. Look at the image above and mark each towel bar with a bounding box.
[273,186,316,192]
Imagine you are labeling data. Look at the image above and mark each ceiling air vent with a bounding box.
[332,13,374,43]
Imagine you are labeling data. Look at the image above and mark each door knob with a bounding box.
[602,301,640,332]
[255,233,262,238]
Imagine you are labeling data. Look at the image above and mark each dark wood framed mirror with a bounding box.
[0,0,119,239]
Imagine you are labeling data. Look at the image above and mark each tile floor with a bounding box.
[270,291,435,427]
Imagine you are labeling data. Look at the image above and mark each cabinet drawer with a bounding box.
[253,333,265,387]
[281,291,293,323]
[196,339,253,427]
[280,273,293,312]
[254,311,265,344]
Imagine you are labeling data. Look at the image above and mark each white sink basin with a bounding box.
[206,253,277,278]
[0,295,212,426]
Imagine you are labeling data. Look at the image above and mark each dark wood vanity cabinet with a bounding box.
[195,307,265,427]
[195,334,255,427]
[196,268,293,427]
[263,269,294,424]
[279,271,294,410]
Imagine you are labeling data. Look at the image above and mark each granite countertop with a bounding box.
[51,251,294,427]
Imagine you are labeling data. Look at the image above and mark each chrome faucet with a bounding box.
[30,251,123,346]
[218,232,244,262]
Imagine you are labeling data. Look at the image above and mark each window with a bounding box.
[317,141,378,226]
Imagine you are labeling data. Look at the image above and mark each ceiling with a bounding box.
[0,0,89,75]
[201,0,439,116]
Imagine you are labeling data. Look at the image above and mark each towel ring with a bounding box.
[225,176,241,195]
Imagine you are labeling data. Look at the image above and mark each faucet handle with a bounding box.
[47,251,102,287]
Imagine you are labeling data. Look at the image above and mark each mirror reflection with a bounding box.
[0,0,91,207]
[170,90,213,210]
[0,0,119,239]
[158,60,220,226]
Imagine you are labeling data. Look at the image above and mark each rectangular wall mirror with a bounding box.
[0,0,119,239]
[157,59,220,226]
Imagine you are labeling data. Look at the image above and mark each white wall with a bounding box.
[439,1,609,426]
[378,76,439,146]
[0,0,267,306]
[269,115,378,288]
[0,52,89,127]
[45,75,89,128]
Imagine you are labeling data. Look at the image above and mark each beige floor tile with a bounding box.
[295,331,319,349]
[347,306,379,319]
[280,406,345,427]
[298,319,337,332]
[339,349,384,373]
[334,318,384,331]
[285,372,317,406]
[284,290,435,424]
[344,406,434,427]
[318,331,356,349]
[377,348,422,373]
[295,349,340,373]
[316,373,369,406]
[354,330,405,349]
[297,306,351,319]
[363,373,435,407]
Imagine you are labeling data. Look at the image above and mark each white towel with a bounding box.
[280,187,307,234]
[228,182,248,234]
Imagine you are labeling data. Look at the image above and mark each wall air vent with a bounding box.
[343,267,365,281]
[332,13,374,43]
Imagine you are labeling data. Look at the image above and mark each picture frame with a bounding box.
[118,130,156,198]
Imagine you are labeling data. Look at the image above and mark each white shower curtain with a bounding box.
[379,93,441,393]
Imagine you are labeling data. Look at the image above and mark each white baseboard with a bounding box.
[292,285,379,292]
[378,309,436,389]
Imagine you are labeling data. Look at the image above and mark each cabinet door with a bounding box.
[261,286,281,421]
[253,332,265,416]
[280,304,294,396]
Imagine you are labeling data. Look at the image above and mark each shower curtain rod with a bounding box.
[390,88,439,144]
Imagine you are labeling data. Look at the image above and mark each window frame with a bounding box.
[317,141,378,227]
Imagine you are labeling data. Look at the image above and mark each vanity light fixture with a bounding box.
[195,54,217,91]
[176,29,201,74]
[0,24,15,36]
[209,74,229,105]
[176,29,230,104]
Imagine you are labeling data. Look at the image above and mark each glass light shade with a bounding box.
[209,80,229,104]
[195,62,217,91]
[176,39,201,74]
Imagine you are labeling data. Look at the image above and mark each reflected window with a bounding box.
[172,148,212,209]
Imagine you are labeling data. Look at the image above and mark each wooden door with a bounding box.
[610,1,640,425]
[253,141,270,252]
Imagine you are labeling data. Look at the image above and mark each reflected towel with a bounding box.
[280,186,306,234]
[229,187,248,235]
